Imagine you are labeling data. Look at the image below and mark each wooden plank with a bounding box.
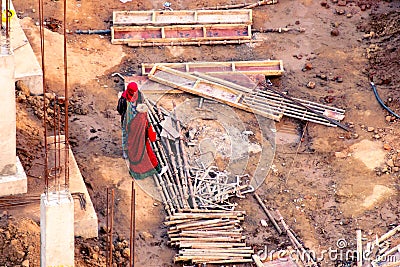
[113,9,252,26]
[141,60,284,76]
[148,65,283,121]
[123,76,182,94]
[111,24,252,45]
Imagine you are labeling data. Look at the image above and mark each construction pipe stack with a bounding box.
[166,209,253,264]
[144,100,253,265]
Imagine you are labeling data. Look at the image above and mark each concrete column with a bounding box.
[40,191,75,267]
[0,42,27,197]
[0,45,16,175]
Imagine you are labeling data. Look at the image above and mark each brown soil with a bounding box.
[1,0,399,266]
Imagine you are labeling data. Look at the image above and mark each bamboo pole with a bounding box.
[178,242,247,248]
[146,107,183,209]
[377,225,400,244]
[170,236,243,242]
[149,109,184,209]
[174,107,198,208]
[198,0,277,10]
[252,254,265,267]
[177,208,246,214]
[162,136,189,208]
[356,229,362,267]
[254,193,282,235]
[173,136,190,207]
[153,174,172,216]
[276,209,318,267]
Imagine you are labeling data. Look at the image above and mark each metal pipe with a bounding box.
[259,81,351,131]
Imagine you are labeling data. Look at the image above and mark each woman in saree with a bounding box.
[127,104,163,179]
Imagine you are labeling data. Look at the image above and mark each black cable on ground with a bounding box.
[370,82,400,119]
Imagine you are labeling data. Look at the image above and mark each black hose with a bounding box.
[370,82,400,119]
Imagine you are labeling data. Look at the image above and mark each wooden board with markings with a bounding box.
[111,24,253,46]
[148,65,346,127]
[113,9,252,26]
[141,60,284,76]
[148,65,283,121]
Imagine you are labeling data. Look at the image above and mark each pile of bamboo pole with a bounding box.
[362,225,400,266]
[143,99,256,265]
[166,209,253,264]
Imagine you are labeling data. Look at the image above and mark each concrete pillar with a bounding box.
[0,43,16,175]
[0,41,27,197]
[40,190,75,267]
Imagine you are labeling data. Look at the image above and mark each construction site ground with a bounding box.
[1,0,400,266]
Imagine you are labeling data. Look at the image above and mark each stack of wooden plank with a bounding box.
[148,64,346,127]
[165,209,254,264]
[111,9,256,46]
[362,226,400,266]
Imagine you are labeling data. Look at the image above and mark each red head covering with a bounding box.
[122,82,139,102]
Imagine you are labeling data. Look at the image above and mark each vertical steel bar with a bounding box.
[106,187,109,266]
[63,0,70,189]
[57,105,61,191]
[130,181,136,267]
[109,189,115,267]
[52,97,57,191]
[5,0,9,38]
[38,0,48,196]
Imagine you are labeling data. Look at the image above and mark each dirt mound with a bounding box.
[364,6,400,113]
[0,215,40,266]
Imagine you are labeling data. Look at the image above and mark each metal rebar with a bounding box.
[130,181,135,267]
[106,188,109,266]
[5,0,10,38]
[63,0,70,189]
[39,0,48,195]
[109,189,115,267]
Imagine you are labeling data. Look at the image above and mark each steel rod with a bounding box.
[63,0,70,189]
[5,0,10,38]
[38,0,49,196]
[259,81,350,131]
[109,189,115,267]
[130,181,135,267]
[106,187,109,266]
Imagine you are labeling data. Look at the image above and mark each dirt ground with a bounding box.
[1,0,399,266]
